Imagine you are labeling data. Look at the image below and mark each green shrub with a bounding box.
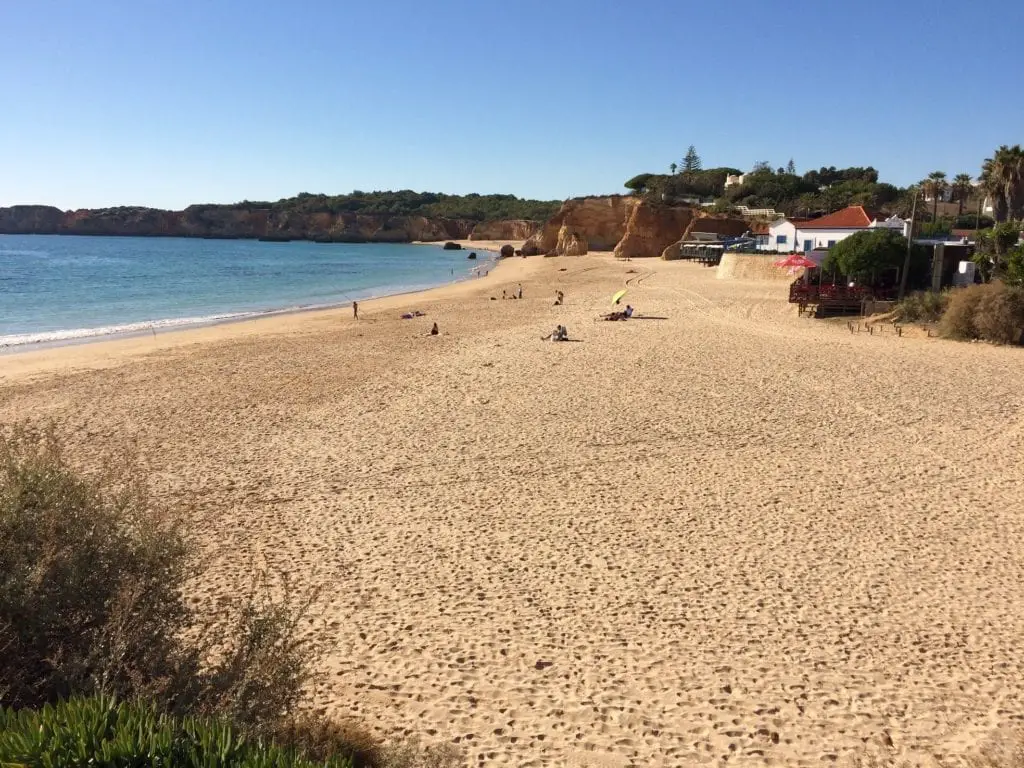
[0,426,314,730]
[0,695,354,768]
[894,291,949,323]
[940,282,1024,344]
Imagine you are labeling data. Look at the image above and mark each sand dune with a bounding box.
[2,253,1023,767]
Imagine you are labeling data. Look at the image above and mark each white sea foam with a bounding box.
[0,312,253,348]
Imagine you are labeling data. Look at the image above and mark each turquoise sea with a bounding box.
[0,235,490,348]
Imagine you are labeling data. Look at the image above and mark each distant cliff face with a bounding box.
[468,219,538,242]
[0,205,489,243]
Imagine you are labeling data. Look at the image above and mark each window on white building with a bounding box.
[776,235,788,245]
[827,240,836,248]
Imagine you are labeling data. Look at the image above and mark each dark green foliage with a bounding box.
[646,168,739,201]
[1006,246,1024,287]
[723,171,817,210]
[682,146,702,173]
[802,166,879,187]
[188,191,559,224]
[823,229,907,280]
[624,173,655,194]
[940,282,1024,344]
[973,220,1024,279]
[955,213,994,229]
[0,696,354,768]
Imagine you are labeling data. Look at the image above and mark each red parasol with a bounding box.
[774,253,818,269]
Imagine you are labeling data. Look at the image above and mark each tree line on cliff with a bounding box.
[199,190,560,222]
[625,144,1024,228]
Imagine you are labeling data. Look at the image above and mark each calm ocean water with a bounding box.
[0,235,490,348]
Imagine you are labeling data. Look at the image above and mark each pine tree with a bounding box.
[786,158,796,175]
[682,146,702,173]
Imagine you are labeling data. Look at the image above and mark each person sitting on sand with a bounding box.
[502,289,507,300]
[624,304,634,318]
[554,290,564,306]
[554,325,568,341]
[430,322,439,336]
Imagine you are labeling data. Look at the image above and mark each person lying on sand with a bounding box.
[400,310,425,320]
[602,305,634,321]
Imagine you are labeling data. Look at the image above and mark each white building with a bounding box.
[724,173,746,188]
[762,217,813,253]
[760,207,909,253]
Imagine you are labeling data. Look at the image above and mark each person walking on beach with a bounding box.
[517,284,523,299]
[352,301,359,320]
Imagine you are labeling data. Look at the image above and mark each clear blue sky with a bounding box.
[2,0,1022,210]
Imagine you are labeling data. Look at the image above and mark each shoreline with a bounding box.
[0,239,530,382]
[2,240,508,354]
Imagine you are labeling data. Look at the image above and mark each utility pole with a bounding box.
[898,188,918,301]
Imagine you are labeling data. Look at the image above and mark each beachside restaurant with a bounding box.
[787,240,974,318]
[787,250,901,317]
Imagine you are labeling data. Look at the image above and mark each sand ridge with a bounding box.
[1,252,1023,767]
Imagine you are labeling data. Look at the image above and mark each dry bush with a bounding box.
[274,713,384,768]
[894,291,949,324]
[941,284,987,339]
[0,424,316,732]
[940,282,1024,344]
[0,426,191,708]
[376,739,465,768]
[972,282,1024,344]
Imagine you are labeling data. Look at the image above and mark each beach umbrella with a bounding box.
[774,254,817,269]
[611,289,627,306]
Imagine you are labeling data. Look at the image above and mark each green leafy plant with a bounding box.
[0,695,355,768]
[822,229,907,281]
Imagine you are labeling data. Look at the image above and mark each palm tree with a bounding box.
[669,162,677,175]
[922,171,947,223]
[980,145,1024,222]
[952,173,973,217]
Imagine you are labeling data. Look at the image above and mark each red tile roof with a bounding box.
[799,206,881,229]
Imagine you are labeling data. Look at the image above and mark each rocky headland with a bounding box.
[0,204,541,244]
[521,196,749,258]
[0,195,751,256]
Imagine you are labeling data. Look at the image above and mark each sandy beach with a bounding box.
[2,246,1023,766]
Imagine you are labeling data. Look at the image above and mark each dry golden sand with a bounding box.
[2,246,1024,767]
